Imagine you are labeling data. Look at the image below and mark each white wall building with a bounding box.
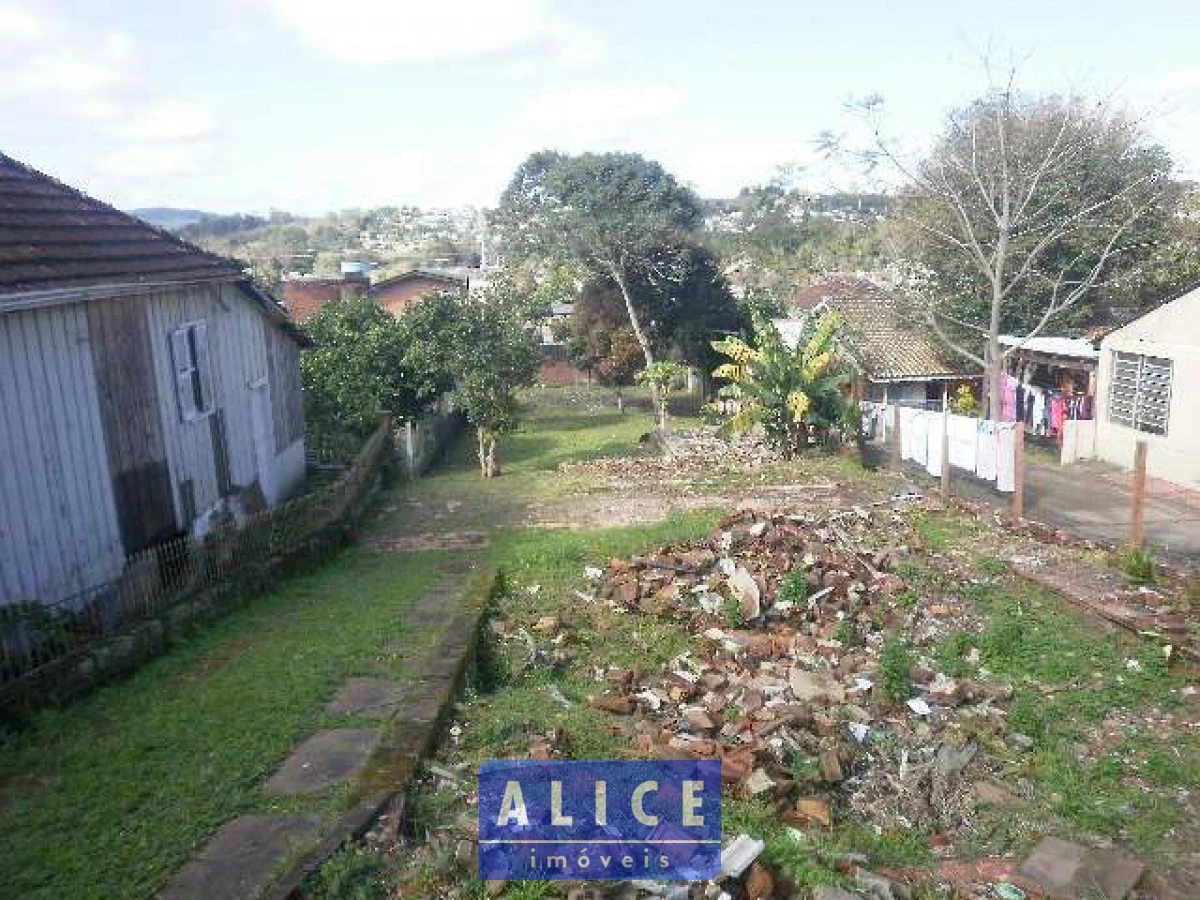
[1093,287,1200,489]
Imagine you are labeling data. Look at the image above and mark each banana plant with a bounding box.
[711,308,851,457]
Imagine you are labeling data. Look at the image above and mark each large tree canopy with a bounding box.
[497,151,706,421]
[301,298,449,452]
[861,82,1176,415]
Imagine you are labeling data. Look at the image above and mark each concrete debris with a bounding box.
[574,506,1033,867]
[720,834,765,878]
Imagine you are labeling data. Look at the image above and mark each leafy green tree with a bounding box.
[705,176,886,304]
[496,151,704,423]
[567,283,643,410]
[438,279,542,478]
[300,298,448,454]
[637,361,687,432]
[711,309,851,457]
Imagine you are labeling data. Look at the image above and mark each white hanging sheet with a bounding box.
[948,414,979,472]
[995,423,1016,493]
[926,414,945,477]
[909,411,929,466]
[975,420,998,482]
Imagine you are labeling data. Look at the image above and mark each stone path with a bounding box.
[160,568,495,899]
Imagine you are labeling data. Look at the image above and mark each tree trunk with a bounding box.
[485,437,498,477]
[608,263,663,423]
[477,427,499,478]
[616,388,624,412]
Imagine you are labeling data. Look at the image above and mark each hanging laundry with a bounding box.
[900,406,918,460]
[996,424,1016,493]
[1031,389,1046,434]
[1050,395,1066,435]
[948,414,979,471]
[926,414,945,477]
[909,410,929,467]
[976,420,998,482]
[1002,376,1018,422]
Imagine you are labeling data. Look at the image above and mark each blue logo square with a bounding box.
[479,759,722,881]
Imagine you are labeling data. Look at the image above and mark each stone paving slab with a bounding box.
[1019,836,1145,899]
[159,814,320,900]
[325,678,405,718]
[262,728,380,795]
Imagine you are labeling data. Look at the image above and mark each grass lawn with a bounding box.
[0,385,688,900]
[0,547,450,899]
[331,441,1200,897]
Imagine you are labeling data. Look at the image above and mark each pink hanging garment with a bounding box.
[1050,396,1066,435]
[1001,376,1018,422]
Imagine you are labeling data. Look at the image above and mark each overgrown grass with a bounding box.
[930,571,1195,861]
[0,386,705,900]
[0,549,443,900]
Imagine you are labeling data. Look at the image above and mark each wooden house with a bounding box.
[0,153,308,608]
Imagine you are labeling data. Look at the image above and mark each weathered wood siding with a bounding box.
[145,283,270,527]
[87,296,177,552]
[265,318,304,453]
[0,281,305,607]
[0,303,124,606]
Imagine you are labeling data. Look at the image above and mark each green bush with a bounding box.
[1121,546,1156,586]
[878,636,914,701]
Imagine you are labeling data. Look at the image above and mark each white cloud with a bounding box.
[263,0,597,66]
[115,100,216,142]
[0,1,45,41]
[97,142,215,179]
[521,86,680,128]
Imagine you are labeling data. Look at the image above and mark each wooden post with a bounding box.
[405,420,416,477]
[941,402,951,500]
[1131,440,1148,548]
[890,404,901,472]
[1012,422,1026,519]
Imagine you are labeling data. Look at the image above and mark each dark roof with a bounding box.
[0,152,245,298]
[369,268,467,292]
[790,275,968,380]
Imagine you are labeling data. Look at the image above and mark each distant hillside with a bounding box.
[130,207,216,231]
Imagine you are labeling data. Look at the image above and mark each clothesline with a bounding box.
[860,403,1018,493]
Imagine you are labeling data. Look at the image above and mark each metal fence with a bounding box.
[1,423,392,712]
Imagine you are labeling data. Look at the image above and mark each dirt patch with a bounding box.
[368,533,489,552]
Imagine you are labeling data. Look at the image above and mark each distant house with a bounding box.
[281,266,477,321]
[280,267,370,321]
[0,153,308,608]
[1090,286,1200,488]
[786,275,973,405]
[371,268,470,317]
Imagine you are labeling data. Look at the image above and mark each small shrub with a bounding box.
[777,570,809,607]
[1121,546,1156,586]
[879,636,914,701]
[1182,576,1200,612]
[306,847,390,900]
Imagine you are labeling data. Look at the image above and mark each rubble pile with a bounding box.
[559,427,779,480]
[580,507,1027,850]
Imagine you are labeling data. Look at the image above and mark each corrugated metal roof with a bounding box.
[785,275,969,380]
[0,152,245,300]
[998,334,1099,359]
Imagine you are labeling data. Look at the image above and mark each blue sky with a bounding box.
[3,0,1199,214]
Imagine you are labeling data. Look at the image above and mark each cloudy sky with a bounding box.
[3,0,1200,214]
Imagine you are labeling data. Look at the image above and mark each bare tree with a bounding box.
[841,72,1172,417]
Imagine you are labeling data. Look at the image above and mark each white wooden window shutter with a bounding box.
[194,321,214,414]
[170,327,197,421]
